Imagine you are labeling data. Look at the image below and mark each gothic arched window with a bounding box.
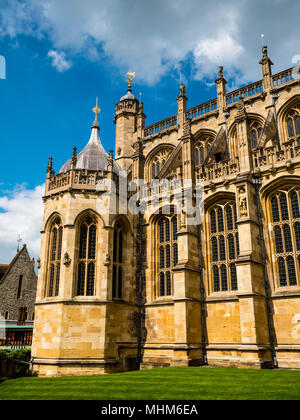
[157,216,178,297]
[149,148,172,180]
[47,217,63,297]
[286,108,300,141]
[249,121,263,149]
[209,203,239,292]
[112,221,125,299]
[77,215,97,296]
[270,189,300,288]
[194,136,214,167]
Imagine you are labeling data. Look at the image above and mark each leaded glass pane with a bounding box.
[160,246,165,269]
[118,267,122,298]
[287,118,295,137]
[118,231,123,263]
[51,228,57,261]
[49,264,55,297]
[113,229,118,262]
[55,263,60,297]
[200,147,205,164]
[156,162,160,176]
[86,262,95,296]
[218,208,224,232]
[152,163,156,179]
[236,234,240,257]
[173,217,178,240]
[271,196,280,222]
[173,244,178,266]
[230,264,238,291]
[195,149,199,166]
[226,206,234,231]
[88,225,97,259]
[283,225,293,253]
[278,258,287,287]
[77,262,85,296]
[219,236,226,261]
[295,116,300,135]
[291,192,300,219]
[274,226,284,254]
[212,237,218,262]
[221,265,228,291]
[287,257,297,286]
[165,220,170,242]
[211,210,217,234]
[160,272,165,296]
[166,272,171,296]
[57,227,63,260]
[280,194,289,221]
[112,266,117,298]
[251,130,258,149]
[159,220,164,243]
[228,234,236,260]
[234,205,238,228]
[213,266,220,292]
[79,224,88,259]
[166,245,171,268]
[295,223,300,251]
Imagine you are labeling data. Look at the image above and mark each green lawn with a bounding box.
[1,367,300,400]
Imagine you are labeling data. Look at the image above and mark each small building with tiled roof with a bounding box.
[0,245,37,350]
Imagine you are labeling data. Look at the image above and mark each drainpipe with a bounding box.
[254,178,278,368]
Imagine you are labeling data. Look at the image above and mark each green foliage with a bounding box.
[0,349,31,378]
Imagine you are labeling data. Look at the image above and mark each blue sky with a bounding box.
[0,35,216,190]
[0,0,299,262]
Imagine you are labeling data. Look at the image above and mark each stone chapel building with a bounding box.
[32,46,300,376]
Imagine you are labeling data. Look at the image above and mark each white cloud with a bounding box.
[0,184,44,262]
[0,0,300,85]
[292,55,300,65]
[48,50,72,72]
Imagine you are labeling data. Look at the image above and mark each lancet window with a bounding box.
[47,218,63,297]
[77,215,97,296]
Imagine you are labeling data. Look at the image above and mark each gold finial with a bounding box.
[92,97,101,121]
[127,72,136,91]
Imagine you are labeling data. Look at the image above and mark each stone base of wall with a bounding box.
[276,349,300,369]
[31,358,122,377]
[31,349,300,377]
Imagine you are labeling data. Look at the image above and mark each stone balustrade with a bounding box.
[226,81,264,106]
[272,67,300,88]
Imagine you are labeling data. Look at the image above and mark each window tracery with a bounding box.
[157,216,178,297]
[77,215,97,296]
[249,121,263,149]
[286,108,300,141]
[209,203,239,293]
[194,136,214,167]
[270,189,300,287]
[150,149,172,179]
